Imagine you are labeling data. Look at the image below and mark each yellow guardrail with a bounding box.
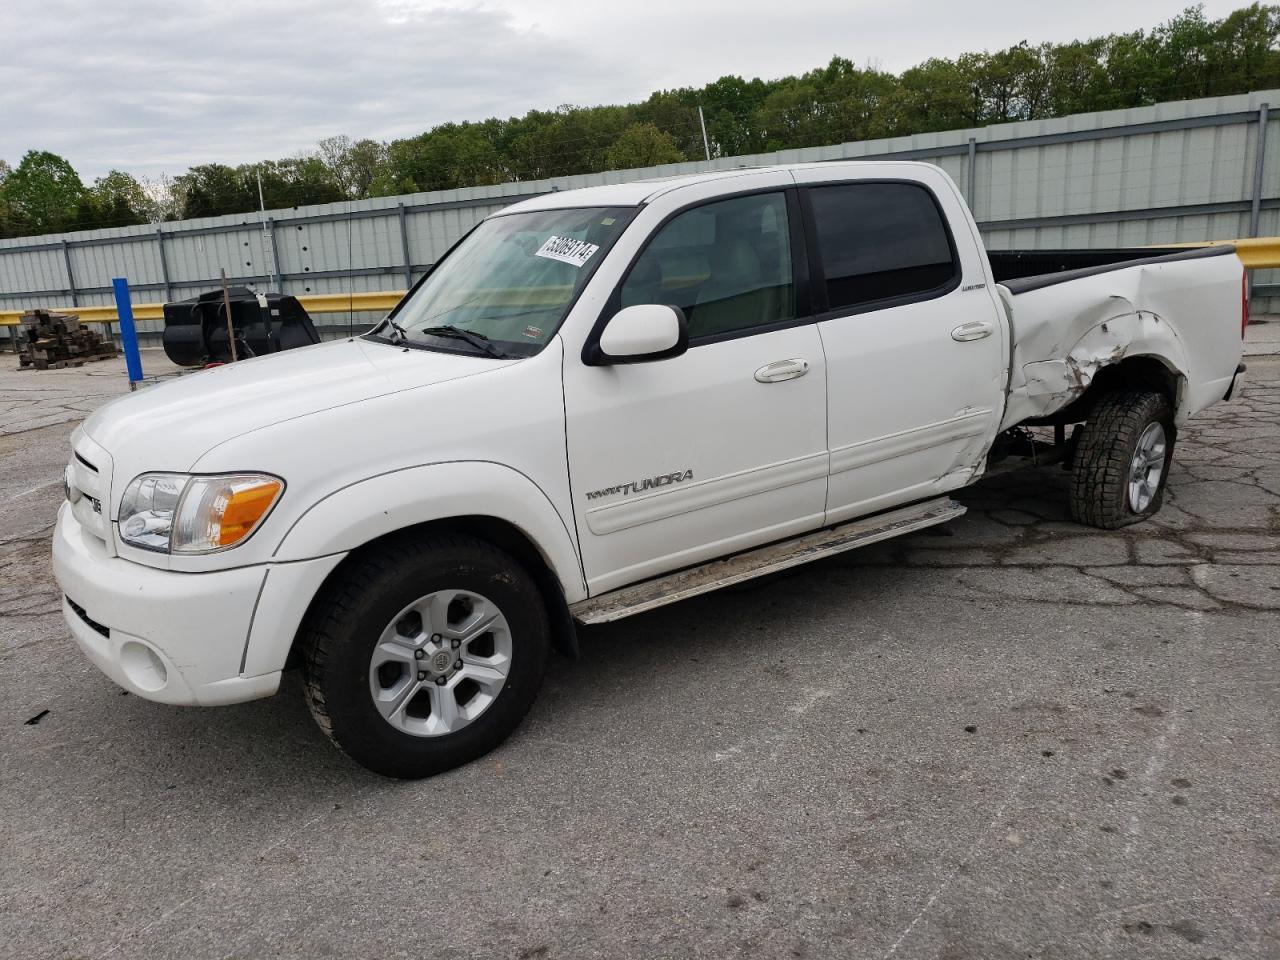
[0,291,405,328]
[2,236,1278,329]
[1157,236,1280,270]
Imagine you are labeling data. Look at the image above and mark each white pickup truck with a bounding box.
[53,162,1247,777]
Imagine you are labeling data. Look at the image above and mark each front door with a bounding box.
[790,166,1008,524]
[562,188,828,595]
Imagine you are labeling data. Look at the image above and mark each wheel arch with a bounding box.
[249,461,584,675]
[287,515,579,666]
[1009,308,1192,429]
[1027,353,1186,427]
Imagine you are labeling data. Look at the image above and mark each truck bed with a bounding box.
[991,244,1243,430]
[988,245,1228,291]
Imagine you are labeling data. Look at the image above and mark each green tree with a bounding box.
[381,119,514,193]
[696,74,778,155]
[1044,39,1111,115]
[78,170,149,228]
[605,123,686,168]
[1213,4,1280,92]
[253,157,345,208]
[880,58,979,134]
[318,135,390,198]
[0,161,13,238]
[0,150,86,233]
[138,173,186,222]
[176,163,254,218]
[7,2,1280,238]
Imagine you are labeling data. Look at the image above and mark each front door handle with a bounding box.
[951,320,995,342]
[755,358,810,383]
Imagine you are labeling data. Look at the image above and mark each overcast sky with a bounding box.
[0,0,1251,181]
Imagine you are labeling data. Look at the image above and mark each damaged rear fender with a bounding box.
[1007,308,1188,425]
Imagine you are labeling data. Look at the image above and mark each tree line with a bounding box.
[2,3,1278,239]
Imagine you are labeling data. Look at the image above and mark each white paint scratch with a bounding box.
[882,771,1028,958]
[787,686,833,716]
[13,479,61,498]
[1123,714,1179,856]
[1123,609,1197,857]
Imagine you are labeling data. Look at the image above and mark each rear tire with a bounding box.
[300,534,550,779]
[1069,388,1175,529]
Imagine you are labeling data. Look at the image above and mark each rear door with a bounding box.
[789,165,1007,524]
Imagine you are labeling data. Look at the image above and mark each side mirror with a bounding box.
[593,304,688,364]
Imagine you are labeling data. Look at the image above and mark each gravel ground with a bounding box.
[0,352,1276,960]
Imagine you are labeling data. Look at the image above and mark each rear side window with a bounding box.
[807,183,956,311]
[620,192,794,340]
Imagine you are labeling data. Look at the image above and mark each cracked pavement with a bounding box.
[0,354,1276,959]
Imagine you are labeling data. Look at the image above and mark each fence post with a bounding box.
[267,217,281,288]
[112,278,144,389]
[1250,102,1270,238]
[155,226,172,302]
[61,240,79,307]
[398,203,413,289]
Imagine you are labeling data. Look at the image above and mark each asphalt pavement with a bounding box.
[1,350,1277,960]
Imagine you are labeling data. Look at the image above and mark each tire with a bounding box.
[1069,388,1176,529]
[300,534,550,779]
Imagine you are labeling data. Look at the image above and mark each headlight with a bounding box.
[119,472,284,554]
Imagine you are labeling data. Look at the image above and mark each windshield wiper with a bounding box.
[419,325,508,358]
[373,316,410,345]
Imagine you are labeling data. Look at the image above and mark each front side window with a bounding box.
[808,182,957,311]
[384,206,633,357]
[620,192,794,340]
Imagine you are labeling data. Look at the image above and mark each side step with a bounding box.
[570,496,966,625]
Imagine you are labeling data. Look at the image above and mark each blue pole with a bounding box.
[111,278,143,387]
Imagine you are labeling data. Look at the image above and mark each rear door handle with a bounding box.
[755,358,809,383]
[951,321,995,342]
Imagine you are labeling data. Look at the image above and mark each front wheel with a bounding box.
[1069,388,1176,529]
[300,534,550,778]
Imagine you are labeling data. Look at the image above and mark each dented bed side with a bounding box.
[997,247,1244,430]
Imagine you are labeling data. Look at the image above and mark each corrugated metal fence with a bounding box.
[2,89,1276,340]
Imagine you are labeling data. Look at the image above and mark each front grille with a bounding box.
[74,451,99,473]
[66,596,109,638]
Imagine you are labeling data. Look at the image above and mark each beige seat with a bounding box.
[691,239,783,337]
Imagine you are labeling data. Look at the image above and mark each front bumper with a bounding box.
[52,502,280,705]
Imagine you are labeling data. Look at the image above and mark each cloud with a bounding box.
[0,0,1252,181]
[0,0,633,178]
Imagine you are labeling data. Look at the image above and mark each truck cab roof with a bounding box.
[501,161,937,213]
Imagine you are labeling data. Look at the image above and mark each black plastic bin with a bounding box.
[161,287,321,367]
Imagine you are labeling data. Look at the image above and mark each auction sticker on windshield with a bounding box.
[535,235,600,267]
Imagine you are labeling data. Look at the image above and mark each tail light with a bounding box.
[1242,270,1250,338]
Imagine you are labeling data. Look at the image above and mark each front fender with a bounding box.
[271,460,586,601]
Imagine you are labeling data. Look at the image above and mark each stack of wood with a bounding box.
[17,310,117,370]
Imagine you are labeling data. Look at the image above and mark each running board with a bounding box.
[570,497,966,625]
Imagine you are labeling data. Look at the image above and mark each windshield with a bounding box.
[375,206,634,357]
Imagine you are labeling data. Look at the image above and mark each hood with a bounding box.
[83,338,515,471]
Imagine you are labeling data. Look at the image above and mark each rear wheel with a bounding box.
[1069,388,1175,529]
[300,534,549,778]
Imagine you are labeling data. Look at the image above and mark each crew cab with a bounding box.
[52,163,1247,777]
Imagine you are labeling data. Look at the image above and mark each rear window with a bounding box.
[808,183,957,312]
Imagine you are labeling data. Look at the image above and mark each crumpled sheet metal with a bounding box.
[1000,265,1192,427]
